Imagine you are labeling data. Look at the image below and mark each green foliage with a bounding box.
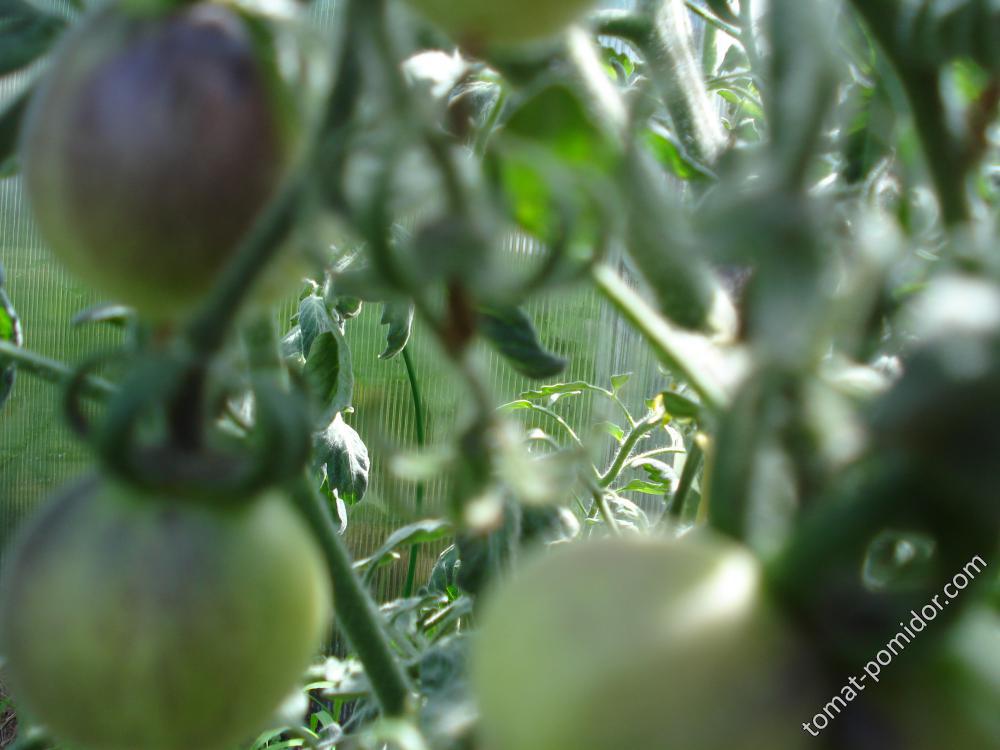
[2,0,1000,749]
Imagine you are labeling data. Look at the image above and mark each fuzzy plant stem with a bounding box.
[640,0,726,164]
[401,346,428,599]
[598,417,660,487]
[592,265,733,411]
[289,476,414,717]
[0,340,114,399]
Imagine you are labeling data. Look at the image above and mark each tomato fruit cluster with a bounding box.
[473,533,819,750]
[0,480,331,750]
[22,2,292,317]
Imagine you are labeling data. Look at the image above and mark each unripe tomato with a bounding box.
[22,2,293,317]
[404,0,598,47]
[473,533,819,750]
[0,478,331,750]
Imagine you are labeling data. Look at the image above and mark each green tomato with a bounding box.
[0,478,331,750]
[22,2,293,318]
[404,0,598,46]
[473,533,820,750]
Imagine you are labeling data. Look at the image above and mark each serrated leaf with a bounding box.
[0,0,66,75]
[427,544,461,593]
[380,300,414,359]
[315,414,370,506]
[478,305,566,380]
[304,328,353,425]
[355,519,454,575]
[298,294,332,359]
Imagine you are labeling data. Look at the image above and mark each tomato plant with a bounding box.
[0,0,997,749]
[0,480,331,750]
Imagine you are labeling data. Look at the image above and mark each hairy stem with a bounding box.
[289,476,413,717]
[592,265,738,411]
[0,340,114,399]
[598,416,660,487]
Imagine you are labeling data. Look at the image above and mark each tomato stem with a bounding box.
[289,476,415,718]
[0,340,114,399]
[668,437,703,519]
[402,346,428,599]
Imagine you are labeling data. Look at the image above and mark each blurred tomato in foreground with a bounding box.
[0,479,331,750]
[473,532,819,750]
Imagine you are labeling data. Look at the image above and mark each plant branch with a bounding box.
[289,476,414,717]
[592,265,741,411]
[591,488,622,536]
[0,341,114,399]
[598,416,660,487]
[667,436,703,519]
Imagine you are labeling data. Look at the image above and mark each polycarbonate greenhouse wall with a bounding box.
[0,0,677,596]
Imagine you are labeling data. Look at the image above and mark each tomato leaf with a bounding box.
[355,519,454,576]
[298,293,332,359]
[504,83,615,169]
[304,328,353,426]
[379,300,414,359]
[660,391,702,421]
[610,372,632,394]
[478,305,566,380]
[315,414,370,506]
[0,0,66,75]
